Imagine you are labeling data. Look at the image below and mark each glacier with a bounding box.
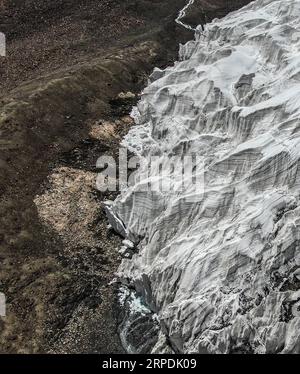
[107,0,300,353]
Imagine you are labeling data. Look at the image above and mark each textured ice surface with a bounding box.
[109,0,300,353]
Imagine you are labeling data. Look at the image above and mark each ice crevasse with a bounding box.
[107,0,300,353]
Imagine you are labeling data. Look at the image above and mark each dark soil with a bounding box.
[0,0,192,94]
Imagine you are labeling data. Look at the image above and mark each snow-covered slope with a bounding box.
[108,0,300,353]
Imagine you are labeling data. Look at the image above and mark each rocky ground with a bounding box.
[0,0,251,354]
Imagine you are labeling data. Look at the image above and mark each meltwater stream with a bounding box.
[175,0,196,31]
[107,0,300,353]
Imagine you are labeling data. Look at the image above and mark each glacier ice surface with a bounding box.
[108,0,300,353]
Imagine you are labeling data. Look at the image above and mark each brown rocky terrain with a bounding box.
[0,0,252,353]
